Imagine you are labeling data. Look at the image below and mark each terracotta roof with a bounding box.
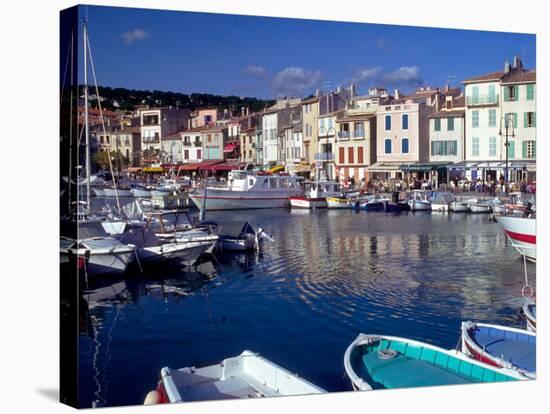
[501,70,536,84]
[301,97,320,104]
[462,70,505,84]
[453,96,465,107]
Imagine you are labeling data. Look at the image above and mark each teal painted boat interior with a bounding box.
[351,339,518,389]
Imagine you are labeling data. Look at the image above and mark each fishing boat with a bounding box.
[460,321,536,379]
[494,215,536,262]
[60,236,136,276]
[189,171,304,210]
[449,201,470,212]
[130,185,151,198]
[327,196,357,209]
[344,333,523,391]
[103,187,133,197]
[384,201,410,212]
[523,300,536,333]
[407,190,432,211]
[430,192,454,212]
[216,222,274,252]
[469,200,493,213]
[289,180,342,209]
[359,196,388,212]
[144,350,325,404]
[145,211,219,246]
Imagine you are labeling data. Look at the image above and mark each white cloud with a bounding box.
[243,65,268,78]
[272,67,323,96]
[122,29,149,45]
[351,66,383,84]
[383,66,423,86]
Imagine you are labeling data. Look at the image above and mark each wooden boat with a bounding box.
[407,190,431,211]
[430,192,454,212]
[460,321,536,379]
[523,300,536,333]
[216,222,274,252]
[289,180,342,209]
[144,350,325,404]
[130,185,151,198]
[344,333,523,391]
[469,200,492,213]
[327,196,356,209]
[449,201,469,212]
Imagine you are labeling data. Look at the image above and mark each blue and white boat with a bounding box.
[523,300,536,332]
[359,196,388,211]
[460,321,536,379]
[344,333,523,391]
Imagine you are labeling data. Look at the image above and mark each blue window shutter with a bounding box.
[522,141,527,159]
[524,112,528,128]
[508,141,515,159]
[533,142,536,158]
[533,112,536,127]
[514,86,519,101]
[503,86,509,101]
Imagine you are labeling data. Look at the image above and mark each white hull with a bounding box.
[150,189,174,197]
[469,204,492,213]
[289,197,327,209]
[137,242,212,264]
[408,200,431,211]
[431,203,449,212]
[495,215,536,262]
[104,188,133,197]
[156,350,325,403]
[327,197,355,209]
[523,301,536,333]
[449,202,469,212]
[91,187,105,197]
[189,190,301,210]
[131,188,152,198]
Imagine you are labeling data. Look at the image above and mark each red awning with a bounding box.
[197,160,224,171]
[211,163,244,172]
[178,163,200,171]
[223,143,239,153]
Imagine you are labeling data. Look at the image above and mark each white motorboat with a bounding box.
[407,190,432,211]
[103,187,133,197]
[189,171,304,210]
[327,196,357,209]
[130,186,151,198]
[144,350,325,404]
[494,215,536,262]
[430,191,454,212]
[289,180,342,209]
[150,179,181,197]
[449,201,470,212]
[469,199,493,213]
[60,236,136,276]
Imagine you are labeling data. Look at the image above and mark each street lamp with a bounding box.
[498,114,515,196]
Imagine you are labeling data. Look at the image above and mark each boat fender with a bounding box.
[143,390,161,405]
[378,349,398,360]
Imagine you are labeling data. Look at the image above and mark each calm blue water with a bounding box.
[77,207,535,408]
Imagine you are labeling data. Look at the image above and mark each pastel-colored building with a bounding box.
[181,128,204,163]
[262,109,278,166]
[301,96,320,167]
[201,124,227,161]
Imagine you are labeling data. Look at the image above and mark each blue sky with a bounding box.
[75,5,536,99]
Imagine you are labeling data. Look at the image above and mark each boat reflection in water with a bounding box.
[77,209,535,408]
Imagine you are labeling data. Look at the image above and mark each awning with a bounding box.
[293,164,311,173]
[268,165,285,173]
[178,163,200,171]
[197,160,224,171]
[211,163,244,172]
[125,167,143,172]
[223,143,239,153]
[143,167,164,173]
[400,163,450,172]
[366,162,402,172]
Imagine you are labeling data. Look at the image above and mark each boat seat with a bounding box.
[472,329,536,373]
[362,353,474,388]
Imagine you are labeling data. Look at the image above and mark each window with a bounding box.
[401,138,409,154]
[471,86,479,104]
[348,147,354,163]
[357,146,364,164]
[472,137,479,156]
[526,84,534,101]
[447,118,454,131]
[472,111,479,128]
[489,136,497,156]
[207,134,212,143]
[184,149,189,160]
[339,147,345,163]
[523,141,536,159]
[384,138,392,154]
[506,112,518,128]
[434,118,441,131]
[431,141,457,156]
[488,85,496,101]
[508,141,515,159]
[385,115,391,131]
[402,114,409,130]
[354,122,364,138]
[524,112,536,128]
[488,109,497,127]
[197,149,202,159]
[504,85,519,102]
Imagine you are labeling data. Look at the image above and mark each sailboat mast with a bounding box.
[83,21,91,208]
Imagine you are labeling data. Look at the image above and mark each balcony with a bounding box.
[346,106,377,115]
[314,152,334,162]
[338,131,350,140]
[466,94,499,107]
[142,137,160,144]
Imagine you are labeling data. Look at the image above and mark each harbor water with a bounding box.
[77,206,535,407]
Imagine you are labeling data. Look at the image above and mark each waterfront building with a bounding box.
[262,109,279,167]
[462,56,536,183]
[181,128,204,163]
[301,96,320,168]
[200,124,227,161]
[161,131,184,164]
[224,119,240,162]
[428,95,466,184]
[191,108,217,128]
[239,113,261,165]
[139,106,190,164]
[115,127,142,167]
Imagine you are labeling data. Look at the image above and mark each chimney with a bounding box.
[241,107,245,117]
[315,88,321,97]
[504,61,511,73]
[336,86,342,93]
[435,89,440,112]
[445,83,450,93]
[246,107,250,116]
[394,89,400,99]
[513,56,523,69]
